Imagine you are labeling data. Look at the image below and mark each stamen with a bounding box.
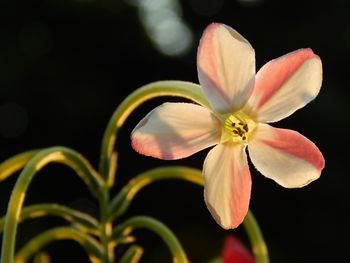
[221,111,257,144]
[243,124,248,132]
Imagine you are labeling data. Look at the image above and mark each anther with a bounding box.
[243,124,248,132]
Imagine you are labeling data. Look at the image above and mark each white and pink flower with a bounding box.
[131,23,324,229]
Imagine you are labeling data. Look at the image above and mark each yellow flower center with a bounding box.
[220,111,257,144]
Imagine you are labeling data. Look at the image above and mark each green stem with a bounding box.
[98,80,210,185]
[33,252,50,263]
[119,245,143,263]
[113,216,188,263]
[98,190,114,263]
[14,227,103,263]
[0,203,99,235]
[243,210,270,263]
[108,166,269,263]
[0,150,40,182]
[0,146,104,263]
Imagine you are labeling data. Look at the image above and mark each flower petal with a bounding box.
[248,124,324,188]
[222,236,255,263]
[197,23,255,113]
[244,49,322,123]
[203,143,251,229]
[131,102,220,160]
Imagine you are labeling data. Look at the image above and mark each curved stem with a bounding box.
[0,150,39,182]
[119,245,143,263]
[33,252,50,263]
[243,210,270,263]
[113,216,188,263]
[14,227,103,263]
[108,166,269,263]
[0,203,99,235]
[108,166,202,220]
[98,80,210,185]
[0,146,104,263]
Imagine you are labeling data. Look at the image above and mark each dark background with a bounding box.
[0,0,348,262]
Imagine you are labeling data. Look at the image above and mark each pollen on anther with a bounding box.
[243,124,248,132]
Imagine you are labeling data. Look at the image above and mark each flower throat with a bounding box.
[221,111,257,144]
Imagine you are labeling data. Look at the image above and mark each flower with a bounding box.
[131,23,324,229]
[221,236,255,263]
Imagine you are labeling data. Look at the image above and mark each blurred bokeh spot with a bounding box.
[126,0,193,57]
